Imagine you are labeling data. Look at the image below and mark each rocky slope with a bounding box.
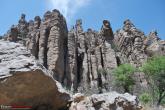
[0,40,142,110]
[3,10,118,94]
[2,9,165,96]
[5,10,165,94]
[70,92,142,110]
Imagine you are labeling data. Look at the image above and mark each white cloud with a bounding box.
[47,0,92,19]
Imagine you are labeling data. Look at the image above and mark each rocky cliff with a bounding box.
[114,19,165,94]
[3,9,165,95]
[0,40,142,110]
[68,19,117,93]
[2,8,165,110]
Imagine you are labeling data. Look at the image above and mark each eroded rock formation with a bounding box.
[0,40,142,110]
[3,9,165,95]
[144,31,165,56]
[18,13,28,41]
[26,10,70,88]
[5,11,117,93]
[67,19,117,93]
[26,16,41,58]
[4,10,70,90]
[114,20,149,94]
[114,19,165,95]
[4,14,28,42]
[39,10,69,88]
[2,8,165,110]
[114,19,147,67]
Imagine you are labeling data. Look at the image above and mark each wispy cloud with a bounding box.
[47,0,92,19]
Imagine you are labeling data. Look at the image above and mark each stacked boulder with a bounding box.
[144,31,165,56]
[114,20,148,94]
[114,19,147,67]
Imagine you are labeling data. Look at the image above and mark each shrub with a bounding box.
[141,56,165,105]
[113,64,135,93]
[140,93,152,104]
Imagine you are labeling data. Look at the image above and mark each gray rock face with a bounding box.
[69,92,142,110]
[26,17,40,58]
[114,20,149,94]
[17,14,28,40]
[0,40,142,110]
[26,10,70,87]
[100,20,114,41]
[4,10,70,89]
[0,38,143,110]
[3,9,165,95]
[39,10,69,87]
[4,14,28,42]
[7,25,19,42]
[0,40,37,77]
[114,20,165,95]
[68,19,117,93]
[144,31,165,56]
[114,19,147,67]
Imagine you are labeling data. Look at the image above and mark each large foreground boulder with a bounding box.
[0,70,71,110]
[0,40,71,110]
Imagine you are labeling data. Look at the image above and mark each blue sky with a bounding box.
[0,0,165,39]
